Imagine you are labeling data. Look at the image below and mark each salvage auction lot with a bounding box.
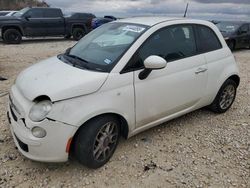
[0,40,249,187]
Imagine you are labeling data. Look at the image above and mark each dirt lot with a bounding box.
[0,39,249,188]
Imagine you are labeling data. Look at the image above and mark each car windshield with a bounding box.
[216,22,240,33]
[14,7,30,17]
[63,22,148,72]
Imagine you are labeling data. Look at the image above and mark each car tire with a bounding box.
[3,29,22,44]
[227,40,235,51]
[72,28,86,41]
[209,79,237,113]
[74,115,120,169]
[64,34,71,39]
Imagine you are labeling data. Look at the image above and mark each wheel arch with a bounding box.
[217,73,240,99]
[227,74,240,87]
[69,112,129,155]
[2,25,23,36]
[71,24,87,34]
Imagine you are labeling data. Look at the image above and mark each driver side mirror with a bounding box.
[139,55,167,80]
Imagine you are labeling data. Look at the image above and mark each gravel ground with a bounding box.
[0,38,249,188]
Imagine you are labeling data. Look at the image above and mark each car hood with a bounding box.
[0,16,20,21]
[15,56,109,102]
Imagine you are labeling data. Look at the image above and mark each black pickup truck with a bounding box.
[0,7,96,44]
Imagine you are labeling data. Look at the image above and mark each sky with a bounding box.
[45,0,250,21]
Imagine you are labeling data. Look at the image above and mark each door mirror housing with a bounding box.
[144,55,167,70]
[139,55,167,80]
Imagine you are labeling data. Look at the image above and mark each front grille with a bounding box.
[14,134,29,152]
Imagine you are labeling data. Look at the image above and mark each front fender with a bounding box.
[47,73,135,132]
[1,24,24,35]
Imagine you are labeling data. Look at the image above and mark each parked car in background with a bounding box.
[8,17,240,169]
[64,12,96,39]
[104,15,117,20]
[5,11,18,16]
[0,11,18,16]
[215,21,250,50]
[0,7,94,44]
[0,11,12,16]
[91,16,116,29]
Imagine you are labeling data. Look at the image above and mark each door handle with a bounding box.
[195,67,207,74]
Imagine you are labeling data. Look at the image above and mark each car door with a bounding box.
[43,9,65,36]
[237,24,249,48]
[22,9,47,36]
[130,24,208,128]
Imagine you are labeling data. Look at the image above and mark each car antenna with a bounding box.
[184,2,189,18]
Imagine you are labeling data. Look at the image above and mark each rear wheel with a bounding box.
[209,79,237,113]
[74,115,120,169]
[3,29,22,44]
[64,34,71,39]
[72,28,86,41]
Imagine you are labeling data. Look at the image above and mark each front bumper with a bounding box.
[7,98,78,163]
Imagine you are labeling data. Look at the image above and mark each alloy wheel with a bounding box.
[93,122,118,162]
[219,84,235,110]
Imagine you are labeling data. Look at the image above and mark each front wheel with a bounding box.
[3,29,22,44]
[72,28,86,41]
[74,115,120,169]
[209,79,237,113]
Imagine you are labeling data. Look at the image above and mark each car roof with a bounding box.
[216,20,249,24]
[116,17,185,26]
[71,12,93,15]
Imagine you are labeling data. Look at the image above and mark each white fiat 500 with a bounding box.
[8,17,240,168]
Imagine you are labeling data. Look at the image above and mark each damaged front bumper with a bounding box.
[7,86,78,162]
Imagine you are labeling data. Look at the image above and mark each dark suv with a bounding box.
[215,21,250,50]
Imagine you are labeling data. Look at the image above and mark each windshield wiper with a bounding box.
[66,54,89,64]
[61,53,106,72]
[63,54,90,70]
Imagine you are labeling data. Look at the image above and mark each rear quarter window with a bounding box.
[196,25,222,53]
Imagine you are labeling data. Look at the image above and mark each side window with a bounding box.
[123,25,197,72]
[44,9,61,18]
[26,9,43,18]
[196,25,222,53]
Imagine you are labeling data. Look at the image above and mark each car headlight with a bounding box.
[29,100,52,122]
[224,37,229,40]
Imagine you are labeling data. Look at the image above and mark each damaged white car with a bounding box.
[8,17,240,169]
